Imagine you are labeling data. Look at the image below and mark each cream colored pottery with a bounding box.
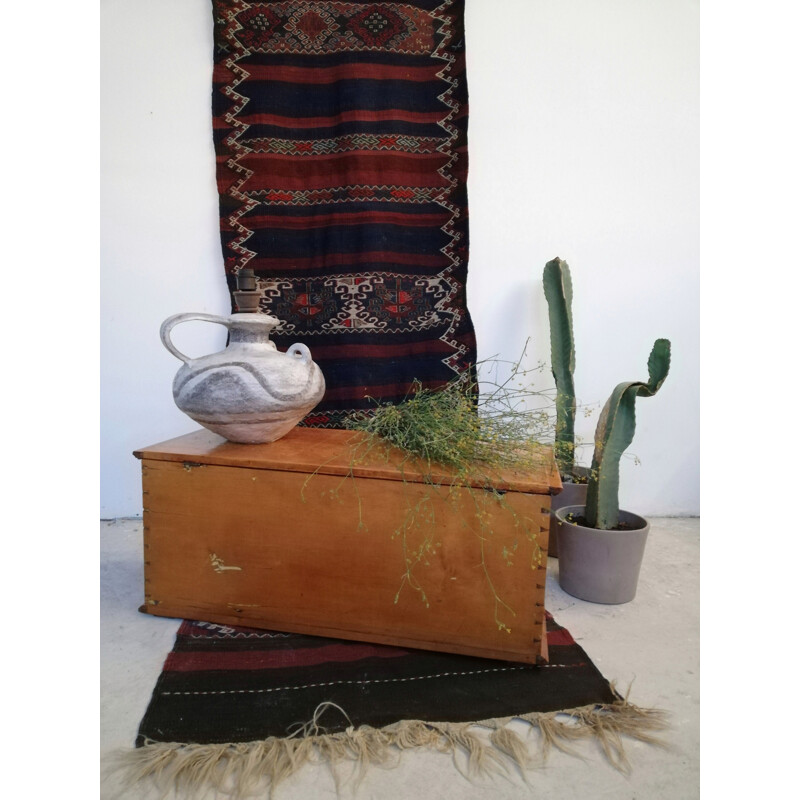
[160,312,325,444]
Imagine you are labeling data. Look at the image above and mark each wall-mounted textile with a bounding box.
[212,0,476,426]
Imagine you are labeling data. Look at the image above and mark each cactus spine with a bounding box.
[585,339,671,530]
[542,257,577,479]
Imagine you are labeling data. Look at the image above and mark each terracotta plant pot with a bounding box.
[548,466,590,558]
[554,505,650,604]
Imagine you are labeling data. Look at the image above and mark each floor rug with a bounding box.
[211,0,478,427]
[116,613,667,796]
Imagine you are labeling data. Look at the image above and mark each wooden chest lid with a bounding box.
[134,427,562,495]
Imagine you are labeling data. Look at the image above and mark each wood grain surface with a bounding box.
[134,427,562,495]
[136,429,559,663]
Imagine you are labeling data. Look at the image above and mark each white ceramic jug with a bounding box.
[160,312,325,444]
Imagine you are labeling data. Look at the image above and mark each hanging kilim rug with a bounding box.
[211,0,478,428]
[113,613,667,796]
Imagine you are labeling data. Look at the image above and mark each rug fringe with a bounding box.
[105,698,668,798]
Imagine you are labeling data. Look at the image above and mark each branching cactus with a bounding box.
[542,257,576,478]
[585,339,671,530]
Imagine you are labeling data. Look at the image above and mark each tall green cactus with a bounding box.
[542,257,576,478]
[585,339,671,530]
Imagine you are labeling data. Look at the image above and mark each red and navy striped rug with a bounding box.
[211,1,477,427]
[136,613,618,746]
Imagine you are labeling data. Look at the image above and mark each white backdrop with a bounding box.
[101,0,699,518]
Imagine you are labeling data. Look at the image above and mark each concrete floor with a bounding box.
[101,516,699,799]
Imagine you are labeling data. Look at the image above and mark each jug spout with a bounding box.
[226,313,280,345]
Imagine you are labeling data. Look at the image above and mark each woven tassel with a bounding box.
[444,725,508,778]
[105,698,668,799]
[489,724,536,773]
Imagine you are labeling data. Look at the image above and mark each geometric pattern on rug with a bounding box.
[136,613,617,746]
[211,0,477,427]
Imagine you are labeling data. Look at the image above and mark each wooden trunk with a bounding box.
[134,428,561,664]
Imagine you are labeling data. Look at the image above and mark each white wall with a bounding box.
[101,0,699,518]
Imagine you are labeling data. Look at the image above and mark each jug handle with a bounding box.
[287,342,312,365]
[160,312,230,365]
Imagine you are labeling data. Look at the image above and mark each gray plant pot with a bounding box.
[548,467,590,558]
[554,505,650,604]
